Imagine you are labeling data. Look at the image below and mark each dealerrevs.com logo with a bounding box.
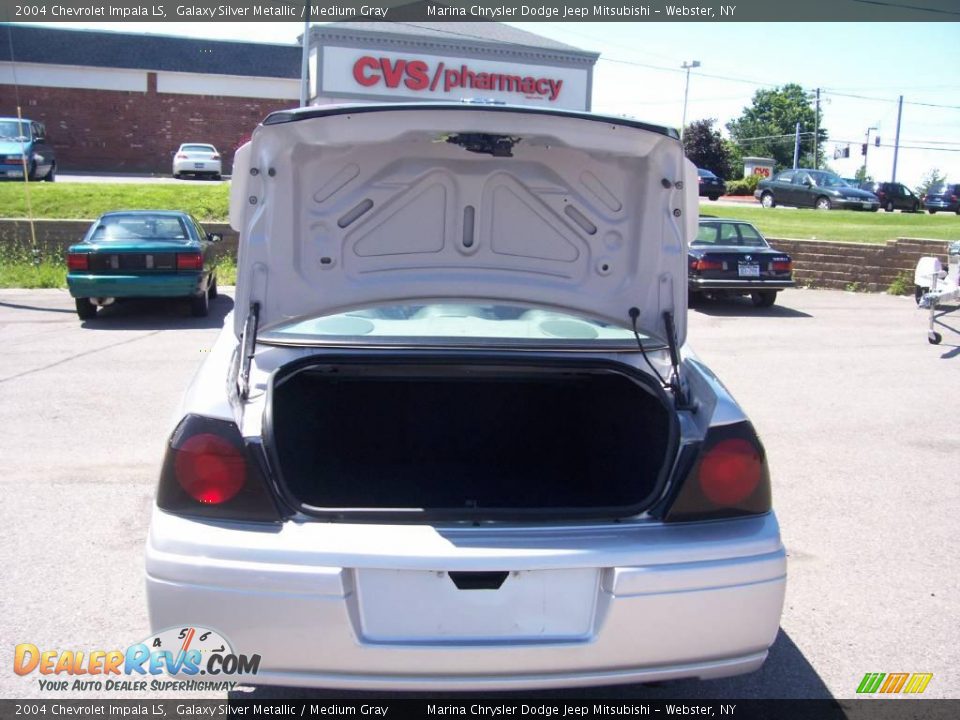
[14,627,260,692]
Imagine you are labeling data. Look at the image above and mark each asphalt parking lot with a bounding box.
[0,288,957,701]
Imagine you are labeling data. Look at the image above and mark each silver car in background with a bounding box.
[172,142,222,180]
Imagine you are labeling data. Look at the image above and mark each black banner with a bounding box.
[0,0,959,23]
[1,700,959,720]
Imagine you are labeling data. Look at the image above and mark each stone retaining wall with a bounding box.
[0,219,953,292]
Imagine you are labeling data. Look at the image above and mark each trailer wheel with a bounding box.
[928,331,942,345]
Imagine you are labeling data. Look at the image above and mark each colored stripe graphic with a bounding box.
[903,673,933,694]
[856,673,885,693]
[880,673,909,693]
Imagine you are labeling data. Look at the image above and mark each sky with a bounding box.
[31,20,960,188]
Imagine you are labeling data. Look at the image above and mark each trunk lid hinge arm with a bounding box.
[663,310,695,412]
[238,302,260,400]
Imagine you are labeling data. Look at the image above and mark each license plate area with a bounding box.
[862,202,872,209]
[194,163,205,169]
[738,263,760,278]
[354,568,599,643]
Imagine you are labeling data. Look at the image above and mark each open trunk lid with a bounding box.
[230,103,695,344]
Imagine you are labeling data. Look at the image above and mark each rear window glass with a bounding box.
[181,145,216,152]
[89,215,189,241]
[694,223,768,247]
[261,303,645,346]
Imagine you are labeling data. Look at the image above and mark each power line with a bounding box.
[822,88,960,110]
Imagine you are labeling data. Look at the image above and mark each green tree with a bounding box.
[915,168,947,197]
[726,84,827,171]
[683,118,733,179]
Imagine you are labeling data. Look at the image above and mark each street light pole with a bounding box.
[299,4,311,107]
[680,60,700,140]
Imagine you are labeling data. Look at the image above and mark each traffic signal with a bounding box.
[861,143,867,156]
[875,136,881,146]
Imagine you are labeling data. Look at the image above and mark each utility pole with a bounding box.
[813,88,820,169]
[299,5,311,107]
[793,122,801,169]
[892,95,904,183]
[680,60,700,140]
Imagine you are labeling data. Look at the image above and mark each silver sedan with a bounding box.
[172,143,222,180]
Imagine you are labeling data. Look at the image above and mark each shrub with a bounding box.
[725,174,761,196]
[887,271,914,296]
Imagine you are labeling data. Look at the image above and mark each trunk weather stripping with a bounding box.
[238,302,260,399]
[628,307,694,412]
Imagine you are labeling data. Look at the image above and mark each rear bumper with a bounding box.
[67,272,206,298]
[146,510,786,690]
[690,279,794,292]
[924,201,959,212]
[173,160,222,175]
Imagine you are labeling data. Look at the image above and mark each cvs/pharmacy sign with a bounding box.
[318,46,589,110]
[352,56,564,102]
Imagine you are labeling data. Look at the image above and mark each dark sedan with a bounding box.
[697,168,725,201]
[922,183,960,214]
[755,169,879,210]
[689,219,794,307]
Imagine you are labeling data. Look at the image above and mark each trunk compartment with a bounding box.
[266,357,676,519]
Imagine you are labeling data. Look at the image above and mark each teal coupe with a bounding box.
[66,211,221,320]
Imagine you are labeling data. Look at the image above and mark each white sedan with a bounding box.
[171,142,222,180]
[146,103,786,691]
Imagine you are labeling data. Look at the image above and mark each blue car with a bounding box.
[0,117,56,181]
[66,211,221,320]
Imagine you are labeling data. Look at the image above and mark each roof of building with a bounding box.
[319,21,592,55]
[0,24,301,79]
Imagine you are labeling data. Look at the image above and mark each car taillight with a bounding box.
[176,153,189,159]
[696,258,723,272]
[210,153,220,160]
[771,260,792,272]
[176,252,203,271]
[663,421,771,522]
[157,414,282,521]
[175,433,247,504]
[67,253,89,271]
[951,195,958,202]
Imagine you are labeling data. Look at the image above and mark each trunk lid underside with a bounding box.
[230,105,695,345]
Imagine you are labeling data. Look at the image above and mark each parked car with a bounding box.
[146,103,786,691]
[172,143,222,179]
[922,183,960,214]
[66,210,220,320]
[689,219,794,307]
[860,181,920,213]
[0,117,56,181]
[755,169,879,210]
[697,167,725,200]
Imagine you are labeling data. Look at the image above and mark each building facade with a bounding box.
[0,22,597,175]
[0,24,301,174]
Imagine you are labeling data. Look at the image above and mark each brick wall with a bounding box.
[0,81,294,174]
[0,219,951,292]
[767,237,951,291]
